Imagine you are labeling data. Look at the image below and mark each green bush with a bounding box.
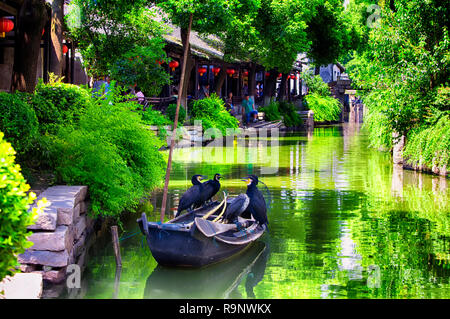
[32,75,91,134]
[190,94,239,136]
[258,101,282,121]
[304,93,341,122]
[278,101,303,128]
[301,72,331,96]
[166,103,186,123]
[52,100,166,219]
[0,132,38,282]
[403,115,450,168]
[0,92,39,156]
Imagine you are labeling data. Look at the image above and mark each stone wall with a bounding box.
[18,186,95,286]
[392,133,448,177]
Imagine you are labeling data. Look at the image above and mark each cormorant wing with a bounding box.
[178,184,202,212]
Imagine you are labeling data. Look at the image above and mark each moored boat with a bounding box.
[137,199,266,267]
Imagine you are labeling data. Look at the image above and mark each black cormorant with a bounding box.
[241,175,268,226]
[176,174,207,217]
[201,173,221,203]
[222,194,250,223]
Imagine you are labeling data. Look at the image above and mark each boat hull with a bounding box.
[146,224,251,267]
[137,201,265,267]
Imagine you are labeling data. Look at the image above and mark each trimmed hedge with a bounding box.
[31,76,91,134]
[166,103,186,123]
[0,92,38,156]
[190,94,239,136]
[52,100,166,218]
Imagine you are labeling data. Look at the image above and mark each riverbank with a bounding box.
[2,185,98,299]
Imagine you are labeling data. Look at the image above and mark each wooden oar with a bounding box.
[202,193,227,219]
[185,195,226,227]
[195,217,237,238]
[212,199,227,222]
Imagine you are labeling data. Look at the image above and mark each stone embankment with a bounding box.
[393,133,448,177]
[16,186,95,292]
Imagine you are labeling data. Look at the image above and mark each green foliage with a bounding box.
[166,103,186,123]
[32,75,91,134]
[278,101,303,128]
[403,115,450,168]
[66,0,169,95]
[306,0,354,67]
[305,93,341,122]
[0,92,38,156]
[110,45,170,97]
[301,72,331,96]
[258,101,282,121]
[346,0,450,153]
[0,132,37,281]
[190,94,239,136]
[52,100,166,219]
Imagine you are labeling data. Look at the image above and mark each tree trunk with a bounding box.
[277,73,288,102]
[11,0,49,92]
[248,63,257,98]
[264,70,278,105]
[49,0,64,78]
[214,60,227,96]
[180,27,194,111]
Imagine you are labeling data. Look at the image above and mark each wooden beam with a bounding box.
[0,2,17,15]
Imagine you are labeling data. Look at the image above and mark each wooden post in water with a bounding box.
[160,13,193,224]
[111,226,122,268]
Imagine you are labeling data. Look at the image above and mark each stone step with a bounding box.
[27,205,57,231]
[27,225,73,252]
[18,250,70,268]
[0,273,43,299]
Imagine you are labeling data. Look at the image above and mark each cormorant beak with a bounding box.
[241,178,251,185]
[200,175,208,180]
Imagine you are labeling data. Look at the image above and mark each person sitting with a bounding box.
[225,92,235,115]
[135,86,148,110]
[198,84,210,100]
[242,95,258,125]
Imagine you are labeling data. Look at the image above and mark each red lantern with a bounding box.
[169,60,179,71]
[226,69,235,77]
[243,70,249,77]
[62,44,68,55]
[265,72,270,77]
[198,67,207,76]
[0,18,14,38]
[212,67,221,76]
[42,28,45,36]
[278,73,282,78]
[290,75,297,80]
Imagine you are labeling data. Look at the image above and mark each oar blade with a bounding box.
[195,217,237,237]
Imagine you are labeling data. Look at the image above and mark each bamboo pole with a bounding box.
[160,13,193,224]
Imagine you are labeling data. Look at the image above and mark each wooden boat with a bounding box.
[144,241,268,298]
[137,198,266,267]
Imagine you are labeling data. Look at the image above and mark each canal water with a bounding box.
[81,123,449,299]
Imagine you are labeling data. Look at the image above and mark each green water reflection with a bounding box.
[82,123,450,299]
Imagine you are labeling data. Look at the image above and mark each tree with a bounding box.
[49,0,65,77]
[11,0,49,92]
[306,0,353,72]
[345,0,450,161]
[66,0,169,95]
[155,0,233,108]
